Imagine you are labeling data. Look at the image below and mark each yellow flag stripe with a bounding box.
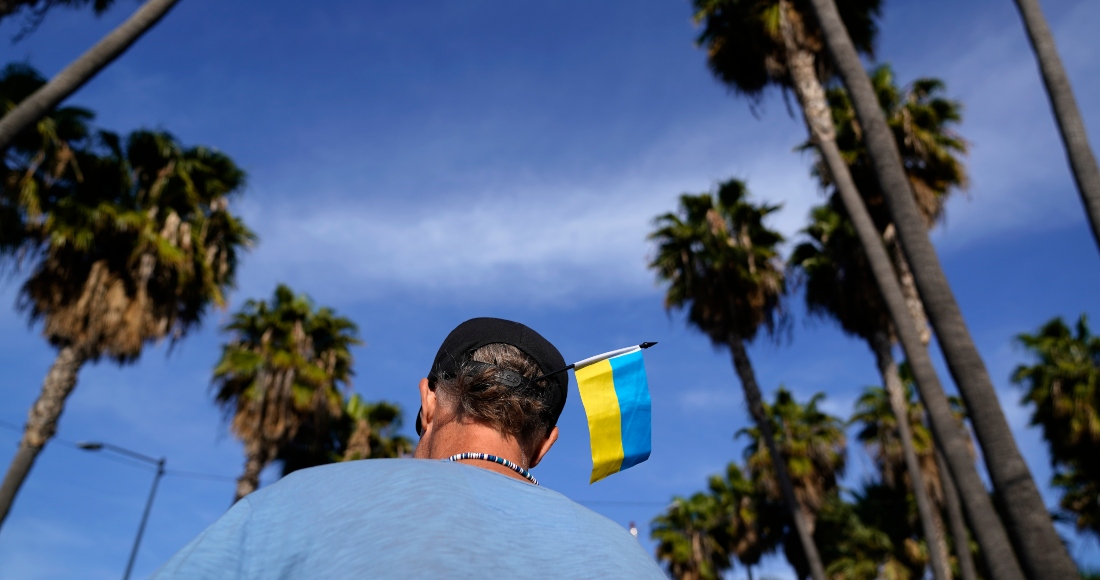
[576,358,625,483]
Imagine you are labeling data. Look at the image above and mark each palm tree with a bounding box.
[213,285,360,502]
[691,3,1018,574]
[649,178,829,580]
[1052,465,1100,538]
[738,389,846,540]
[0,129,253,529]
[707,462,781,577]
[652,492,731,580]
[0,0,181,153]
[789,201,952,579]
[804,64,968,345]
[1013,315,1100,470]
[278,394,414,475]
[850,382,982,580]
[1010,0,1100,253]
[805,0,1078,576]
[340,395,413,461]
[809,65,968,228]
[797,66,979,579]
[1013,314,1100,537]
[814,491,917,580]
[853,383,940,491]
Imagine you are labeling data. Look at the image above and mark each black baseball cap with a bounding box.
[416,317,569,436]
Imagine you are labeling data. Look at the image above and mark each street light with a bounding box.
[77,441,165,580]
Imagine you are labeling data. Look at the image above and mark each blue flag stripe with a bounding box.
[609,350,652,471]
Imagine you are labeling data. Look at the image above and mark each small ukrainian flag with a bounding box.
[574,343,654,483]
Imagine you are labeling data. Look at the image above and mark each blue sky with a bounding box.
[0,0,1098,578]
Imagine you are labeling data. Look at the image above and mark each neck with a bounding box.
[419,420,532,483]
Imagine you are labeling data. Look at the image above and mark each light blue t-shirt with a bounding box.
[153,458,666,579]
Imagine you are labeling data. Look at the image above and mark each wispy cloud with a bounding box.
[227,1,1100,309]
[236,112,820,306]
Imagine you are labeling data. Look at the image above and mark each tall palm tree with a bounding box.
[804,64,968,345]
[805,0,1078,576]
[652,492,732,580]
[789,201,952,579]
[692,3,1018,575]
[798,65,979,580]
[649,178,829,580]
[0,0,181,153]
[850,382,981,580]
[738,389,846,545]
[213,285,360,502]
[1010,0,1100,253]
[1013,314,1100,537]
[0,129,253,529]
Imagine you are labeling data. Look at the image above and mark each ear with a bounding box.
[529,426,559,468]
[418,378,437,434]
[412,378,438,459]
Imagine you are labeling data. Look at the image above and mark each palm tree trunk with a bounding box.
[0,0,182,153]
[727,333,826,580]
[235,444,267,503]
[931,508,953,580]
[869,331,952,580]
[884,225,931,346]
[778,12,1025,580]
[1012,0,1100,253]
[806,1,1079,578]
[0,345,86,530]
[937,449,979,580]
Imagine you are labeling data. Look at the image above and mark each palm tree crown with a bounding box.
[693,0,880,100]
[1014,313,1100,536]
[740,388,847,521]
[789,200,888,342]
[213,284,360,500]
[817,485,928,580]
[19,129,253,362]
[805,64,968,227]
[652,492,731,580]
[1013,314,1100,469]
[649,178,785,345]
[706,462,782,570]
[278,394,414,475]
[852,382,938,494]
[341,395,413,461]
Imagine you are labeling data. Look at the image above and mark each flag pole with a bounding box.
[534,342,657,382]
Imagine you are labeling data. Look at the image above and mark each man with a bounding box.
[154,317,665,578]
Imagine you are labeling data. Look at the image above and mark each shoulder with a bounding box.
[249,459,449,502]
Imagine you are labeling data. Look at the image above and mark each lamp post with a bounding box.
[77,442,165,580]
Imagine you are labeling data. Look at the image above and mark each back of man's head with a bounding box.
[416,318,568,459]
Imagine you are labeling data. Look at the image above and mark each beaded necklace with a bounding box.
[445,452,539,486]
